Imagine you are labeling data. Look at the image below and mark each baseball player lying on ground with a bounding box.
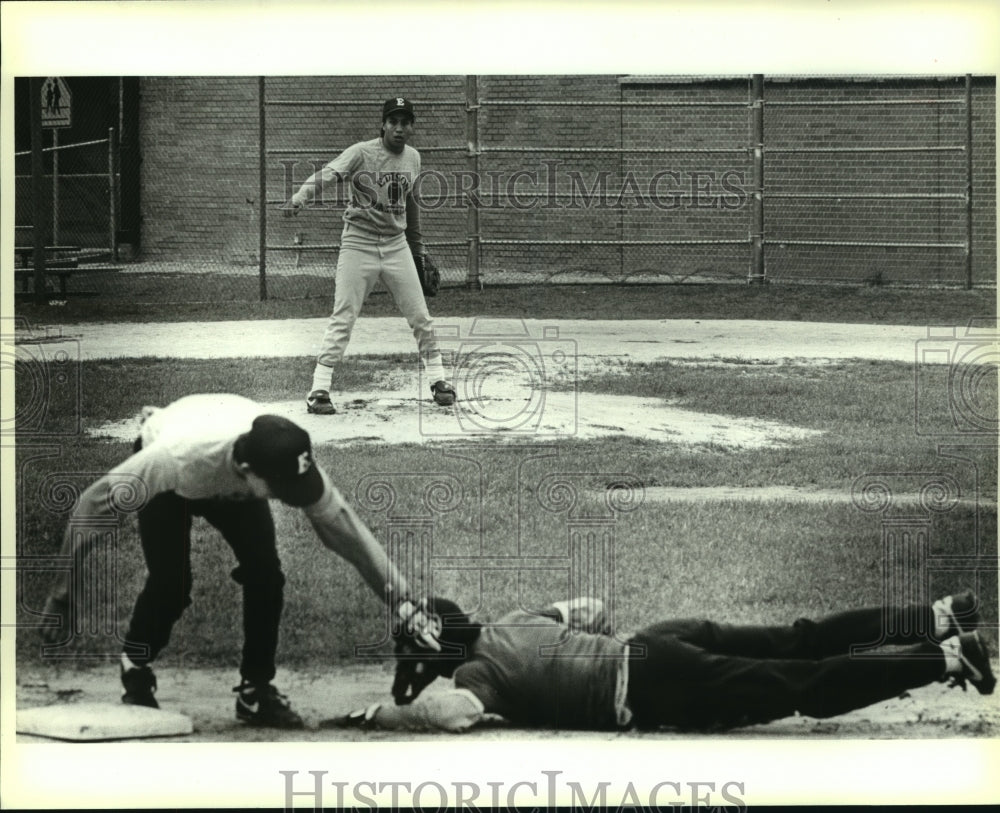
[328,592,995,732]
[40,393,439,729]
[283,96,455,416]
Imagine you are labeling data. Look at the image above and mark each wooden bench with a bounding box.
[15,245,81,266]
[15,264,123,298]
[14,269,83,296]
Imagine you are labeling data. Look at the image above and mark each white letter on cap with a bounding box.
[297,452,312,474]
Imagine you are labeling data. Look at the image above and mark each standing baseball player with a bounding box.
[40,393,439,729]
[283,96,455,415]
[328,592,994,732]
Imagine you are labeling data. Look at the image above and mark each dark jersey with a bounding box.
[453,609,631,729]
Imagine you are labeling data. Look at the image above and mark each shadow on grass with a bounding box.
[14,271,997,325]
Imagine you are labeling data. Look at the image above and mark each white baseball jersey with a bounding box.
[69,394,346,512]
[293,138,423,251]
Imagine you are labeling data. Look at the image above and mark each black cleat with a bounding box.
[234,681,305,729]
[431,380,456,407]
[306,389,337,415]
[121,663,159,708]
[934,590,981,638]
[948,631,996,695]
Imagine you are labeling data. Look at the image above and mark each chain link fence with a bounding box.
[12,75,995,304]
[14,130,122,298]
[762,77,975,286]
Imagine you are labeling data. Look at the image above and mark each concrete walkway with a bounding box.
[16,316,937,364]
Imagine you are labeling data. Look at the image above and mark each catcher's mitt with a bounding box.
[413,253,440,297]
[391,596,481,705]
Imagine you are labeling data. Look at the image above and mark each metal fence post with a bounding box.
[259,76,268,301]
[108,127,119,262]
[749,74,766,284]
[964,74,973,290]
[465,75,481,289]
[30,77,48,303]
[618,82,625,280]
[53,129,60,246]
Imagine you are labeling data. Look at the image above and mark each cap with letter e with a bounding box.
[382,96,415,121]
[234,415,324,507]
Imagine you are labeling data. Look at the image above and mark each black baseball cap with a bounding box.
[233,415,324,507]
[382,97,415,121]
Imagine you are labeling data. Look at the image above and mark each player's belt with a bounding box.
[342,220,401,241]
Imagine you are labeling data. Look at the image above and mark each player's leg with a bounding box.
[308,231,382,414]
[659,595,981,661]
[197,498,303,728]
[378,237,454,405]
[121,491,195,707]
[626,623,953,731]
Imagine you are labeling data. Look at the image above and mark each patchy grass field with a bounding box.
[16,355,997,669]
[11,286,999,787]
[15,277,997,325]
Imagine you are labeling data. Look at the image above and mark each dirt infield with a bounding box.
[25,315,930,363]
[9,315,999,811]
[15,660,1000,743]
[27,316,928,449]
[15,314,999,739]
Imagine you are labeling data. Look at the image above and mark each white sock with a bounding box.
[311,363,333,394]
[932,596,954,638]
[940,635,963,675]
[121,652,140,672]
[423,353,447,386]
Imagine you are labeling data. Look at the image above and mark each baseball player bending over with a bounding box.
[41,394,438,729]
[283,96,455,415]
[329,592,995,732]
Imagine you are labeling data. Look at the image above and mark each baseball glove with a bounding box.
[41,593,71,645]
[394,597,443,652]
[413,253,440,297]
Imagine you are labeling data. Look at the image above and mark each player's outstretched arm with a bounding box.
[303,470,441,650]
[323,689,486,733]
[282,164,343,216]
[303,470,415,598]
[305,486,403,596]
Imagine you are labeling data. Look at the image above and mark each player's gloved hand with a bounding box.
[553,597,612,635]
[412,253,440,297]
[319,703,381,729]
[41,593,71,645]
[395,597,442,652]
[281,200,302,218]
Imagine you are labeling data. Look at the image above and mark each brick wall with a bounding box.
[139,77,260,264]
[262,76,468,274]
[763,77,989,284]
[138,75,996,286]
[620,79,751,281]
[971,78,997,287]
